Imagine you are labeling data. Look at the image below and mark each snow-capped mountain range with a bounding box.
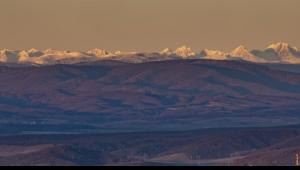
[1,42,300,65]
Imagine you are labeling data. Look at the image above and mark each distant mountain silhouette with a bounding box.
[1,42,300,64]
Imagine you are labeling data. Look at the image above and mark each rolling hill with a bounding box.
[0,126,300,166]
[1,59,300,134]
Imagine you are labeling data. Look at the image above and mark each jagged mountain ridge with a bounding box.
[1,42,300,64]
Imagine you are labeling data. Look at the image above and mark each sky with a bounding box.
[0,0,299,52]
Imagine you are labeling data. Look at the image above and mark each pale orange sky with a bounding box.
[0,0,299,52]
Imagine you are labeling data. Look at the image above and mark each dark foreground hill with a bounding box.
[1,59,300,133]
[0,126,300,166]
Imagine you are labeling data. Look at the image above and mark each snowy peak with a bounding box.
[267,42,296,52]
[200,49,229,60]
[0,49,18,55]
[44,48,57,54]
[231,45,250,56]
[267,42,298,56]
[175,46,195,58]
[28,48,39,53]
[0,49,20,63]
[0,50,8,62]
[0,42,300,65]
[43,49,86,58]
[265,42,300,63]
[87,49,111,57]
[18,50,30,61]
[160,48,174,55]
[230,45,266,63]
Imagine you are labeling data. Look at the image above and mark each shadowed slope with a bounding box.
[1,60,300,133]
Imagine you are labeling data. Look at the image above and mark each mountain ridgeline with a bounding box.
[1,42,300,65]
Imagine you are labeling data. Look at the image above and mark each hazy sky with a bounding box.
[0,0,299,52]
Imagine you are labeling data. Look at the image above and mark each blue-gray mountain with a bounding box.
[1,59,300,134]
